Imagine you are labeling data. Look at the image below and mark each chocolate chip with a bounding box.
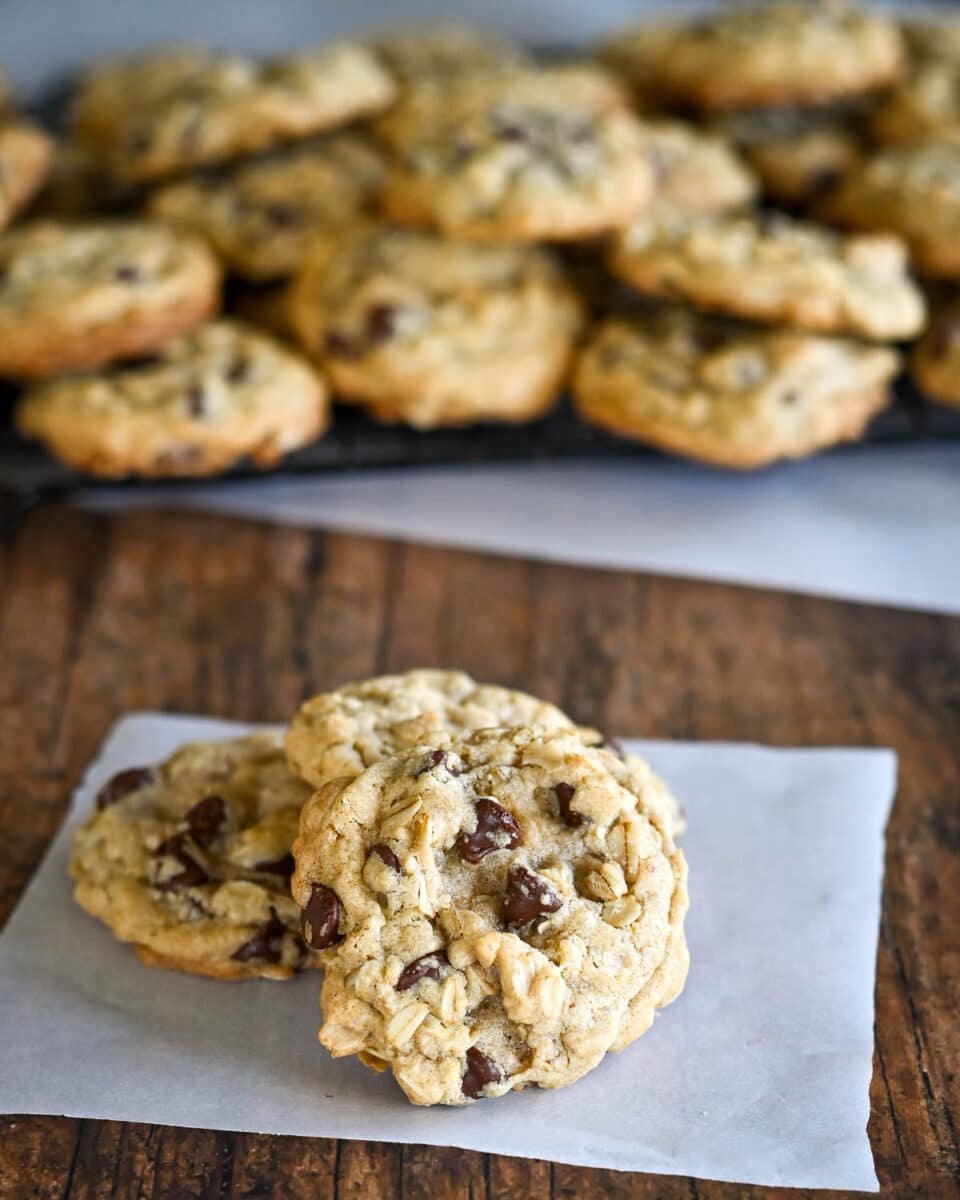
[396,949,449,991]
[253,852,295,878]
[366,304,399,345]
[154,833,209,891]
[300,883,343,949]
[462,1046,504,1099]
[554,782,584,827]
[263,201,299,228]
[184,794,225,848]
[114,263,140,283]
[225,356,249,384]
[370,843,400,871]
[324,330,362,359]
[95,766,155,810]
[809,167,841,197]
[502,865,562,930]
[457,798,522,863]
[495,121,528,143]
[185,384,205,417]
[231,907,286,964]
[416,748,448,776]
[126,127,150,154]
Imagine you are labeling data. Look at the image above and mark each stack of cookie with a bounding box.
[70,670,689,1106]
[2,4,958,475]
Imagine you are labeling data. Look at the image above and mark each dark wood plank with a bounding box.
[0,503,957,1200]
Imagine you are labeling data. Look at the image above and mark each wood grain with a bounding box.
[0,504,957,1200]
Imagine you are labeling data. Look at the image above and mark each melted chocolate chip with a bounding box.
[396,949,449,991]
[462,1046,504,1099]
[457,798,522,863]
[263,202,299,228]
[370,843,400,871]
[114,263,140,283]
[185,383,206,418]
[366,304,399,345]
[154,833,209,891]
[185,794,225,848]
[554,781,584,828]
[225,356,249,384]
[95,766,155,810]
[502,865,562,930]
[127,127,150,154]
[809,167,841,197]
[231,907,286,964]
[416,748,448,776]
[300,883,344,949]
[254,852,295,878]
[325,330,362,359]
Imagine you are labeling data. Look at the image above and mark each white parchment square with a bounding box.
[0,714,894,1191]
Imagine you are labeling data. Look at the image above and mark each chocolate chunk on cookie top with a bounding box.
[291,725,689,1105]
[70,734,320,981]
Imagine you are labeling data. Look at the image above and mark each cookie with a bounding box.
[714,107,864,207]
[602,1,904,113]
[289,225,582,429]
[287,669,586,790]
[72,43,396,183]
[609,212,925,341]
[148,134,386,281]
[70,733,319,981]
[911,302,960,410]
[291,725,689,1105]
[870,60,960,149]
[0,123,55,229]
[820,143,960,279]
[573,305,899,470]
[380,67,653,241]
[639,119,758,217]
[15,319,329,478]
[0,220,221,380]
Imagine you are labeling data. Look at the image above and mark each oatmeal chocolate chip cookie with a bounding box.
[16,319,328,478]
[72,43,396,183]
[287,669,584,790]
[573,305,899,470]
[609,212,925,341]
[911,302,960,410]
[0,123,55,229]
[638,119,758,217]
[713,107,864,207]
[380,67,652,241]
[820,143,960,279]
[148,134,386,282]
[0,220,221,380]
[291,725,688,1105]
[70,733,319,981]
[289,225,582,429]
[602,1,903,114]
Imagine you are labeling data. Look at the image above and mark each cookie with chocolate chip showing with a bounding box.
[573,305,900,470]
[380,67,653,242]
[911,302,960,410]
[609,211,925,341]
[286,669,587,791]
[289,225,582,429]
[148,134,386,282]
[0,220,221,380]
[638,119,758,218]
[292,725,688,1105]
[0,123,55,229]
[15,319,328,478]
[72,43,396,184]
[713,106,864,208]
[603,1,904,114]
[70,734,320,981]
[820,143,960,280]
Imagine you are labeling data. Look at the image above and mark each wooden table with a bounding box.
[0,503,957,1200]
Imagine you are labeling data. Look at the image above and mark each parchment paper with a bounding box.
[0,714,895,1191]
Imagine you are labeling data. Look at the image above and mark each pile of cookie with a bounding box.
[2,3,959,474]
[69,670,689,1106]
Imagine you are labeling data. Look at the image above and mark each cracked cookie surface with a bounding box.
[70,734,319,980]
[0,219,221,379]
[573,305,899,469]
[16,319,328,478]
[289,225,582,428]
[292,725,688,1105]
[609,211,925,341]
